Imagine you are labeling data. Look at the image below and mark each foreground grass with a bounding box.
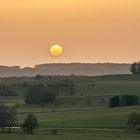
[0,131,140,140]
[16,105,140,129]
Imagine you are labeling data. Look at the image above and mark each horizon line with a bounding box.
[0,62,133,69]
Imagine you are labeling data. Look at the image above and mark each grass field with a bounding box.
[16,105,140,128]
[0,74,140,139]
[0,131,140,140]
[1,74,140,108]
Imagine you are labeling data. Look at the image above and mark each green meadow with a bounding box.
[0,74,140,139]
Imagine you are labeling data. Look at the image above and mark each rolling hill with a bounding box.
[0,63,131,77]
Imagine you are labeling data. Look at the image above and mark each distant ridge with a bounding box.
[0,63,131,77]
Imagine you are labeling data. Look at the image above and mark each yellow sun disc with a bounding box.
[50,45,63,57]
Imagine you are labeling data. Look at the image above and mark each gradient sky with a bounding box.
[0,0,140,67]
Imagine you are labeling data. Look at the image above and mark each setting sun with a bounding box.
[50,45,63,57]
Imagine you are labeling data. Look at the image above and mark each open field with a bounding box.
[0,74,140,139]
[16,105,140,128]
[0,131,140,140]
[1,74,140,108]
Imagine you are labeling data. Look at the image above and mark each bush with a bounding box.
[51,129,57,135]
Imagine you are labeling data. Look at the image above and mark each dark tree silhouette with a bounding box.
[0,105,17,133]
[109,95,139,108]
[25,85,56,105]
[127,112,140,132]
[109,96,120,107]
[22,113,39,134]
[131,62,140,74]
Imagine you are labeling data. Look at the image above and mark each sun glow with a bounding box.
[50,45,63,57]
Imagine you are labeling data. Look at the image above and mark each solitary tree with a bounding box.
[0,105,17,133]
[130,62,140,74]
[23,113,39,134]
[127,112,140,132]
[7,107,18,133]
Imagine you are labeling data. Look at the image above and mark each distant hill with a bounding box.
[0,63,131,77]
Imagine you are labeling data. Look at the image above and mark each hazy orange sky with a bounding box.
[0,0,140,67]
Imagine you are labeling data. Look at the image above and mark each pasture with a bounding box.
[0,74,140,139]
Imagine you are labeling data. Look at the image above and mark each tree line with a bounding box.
[25,80,75,105]
[109,95,139,108]
[0,85,18,96]
[47,79,75,96]
[25,85,56,105]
